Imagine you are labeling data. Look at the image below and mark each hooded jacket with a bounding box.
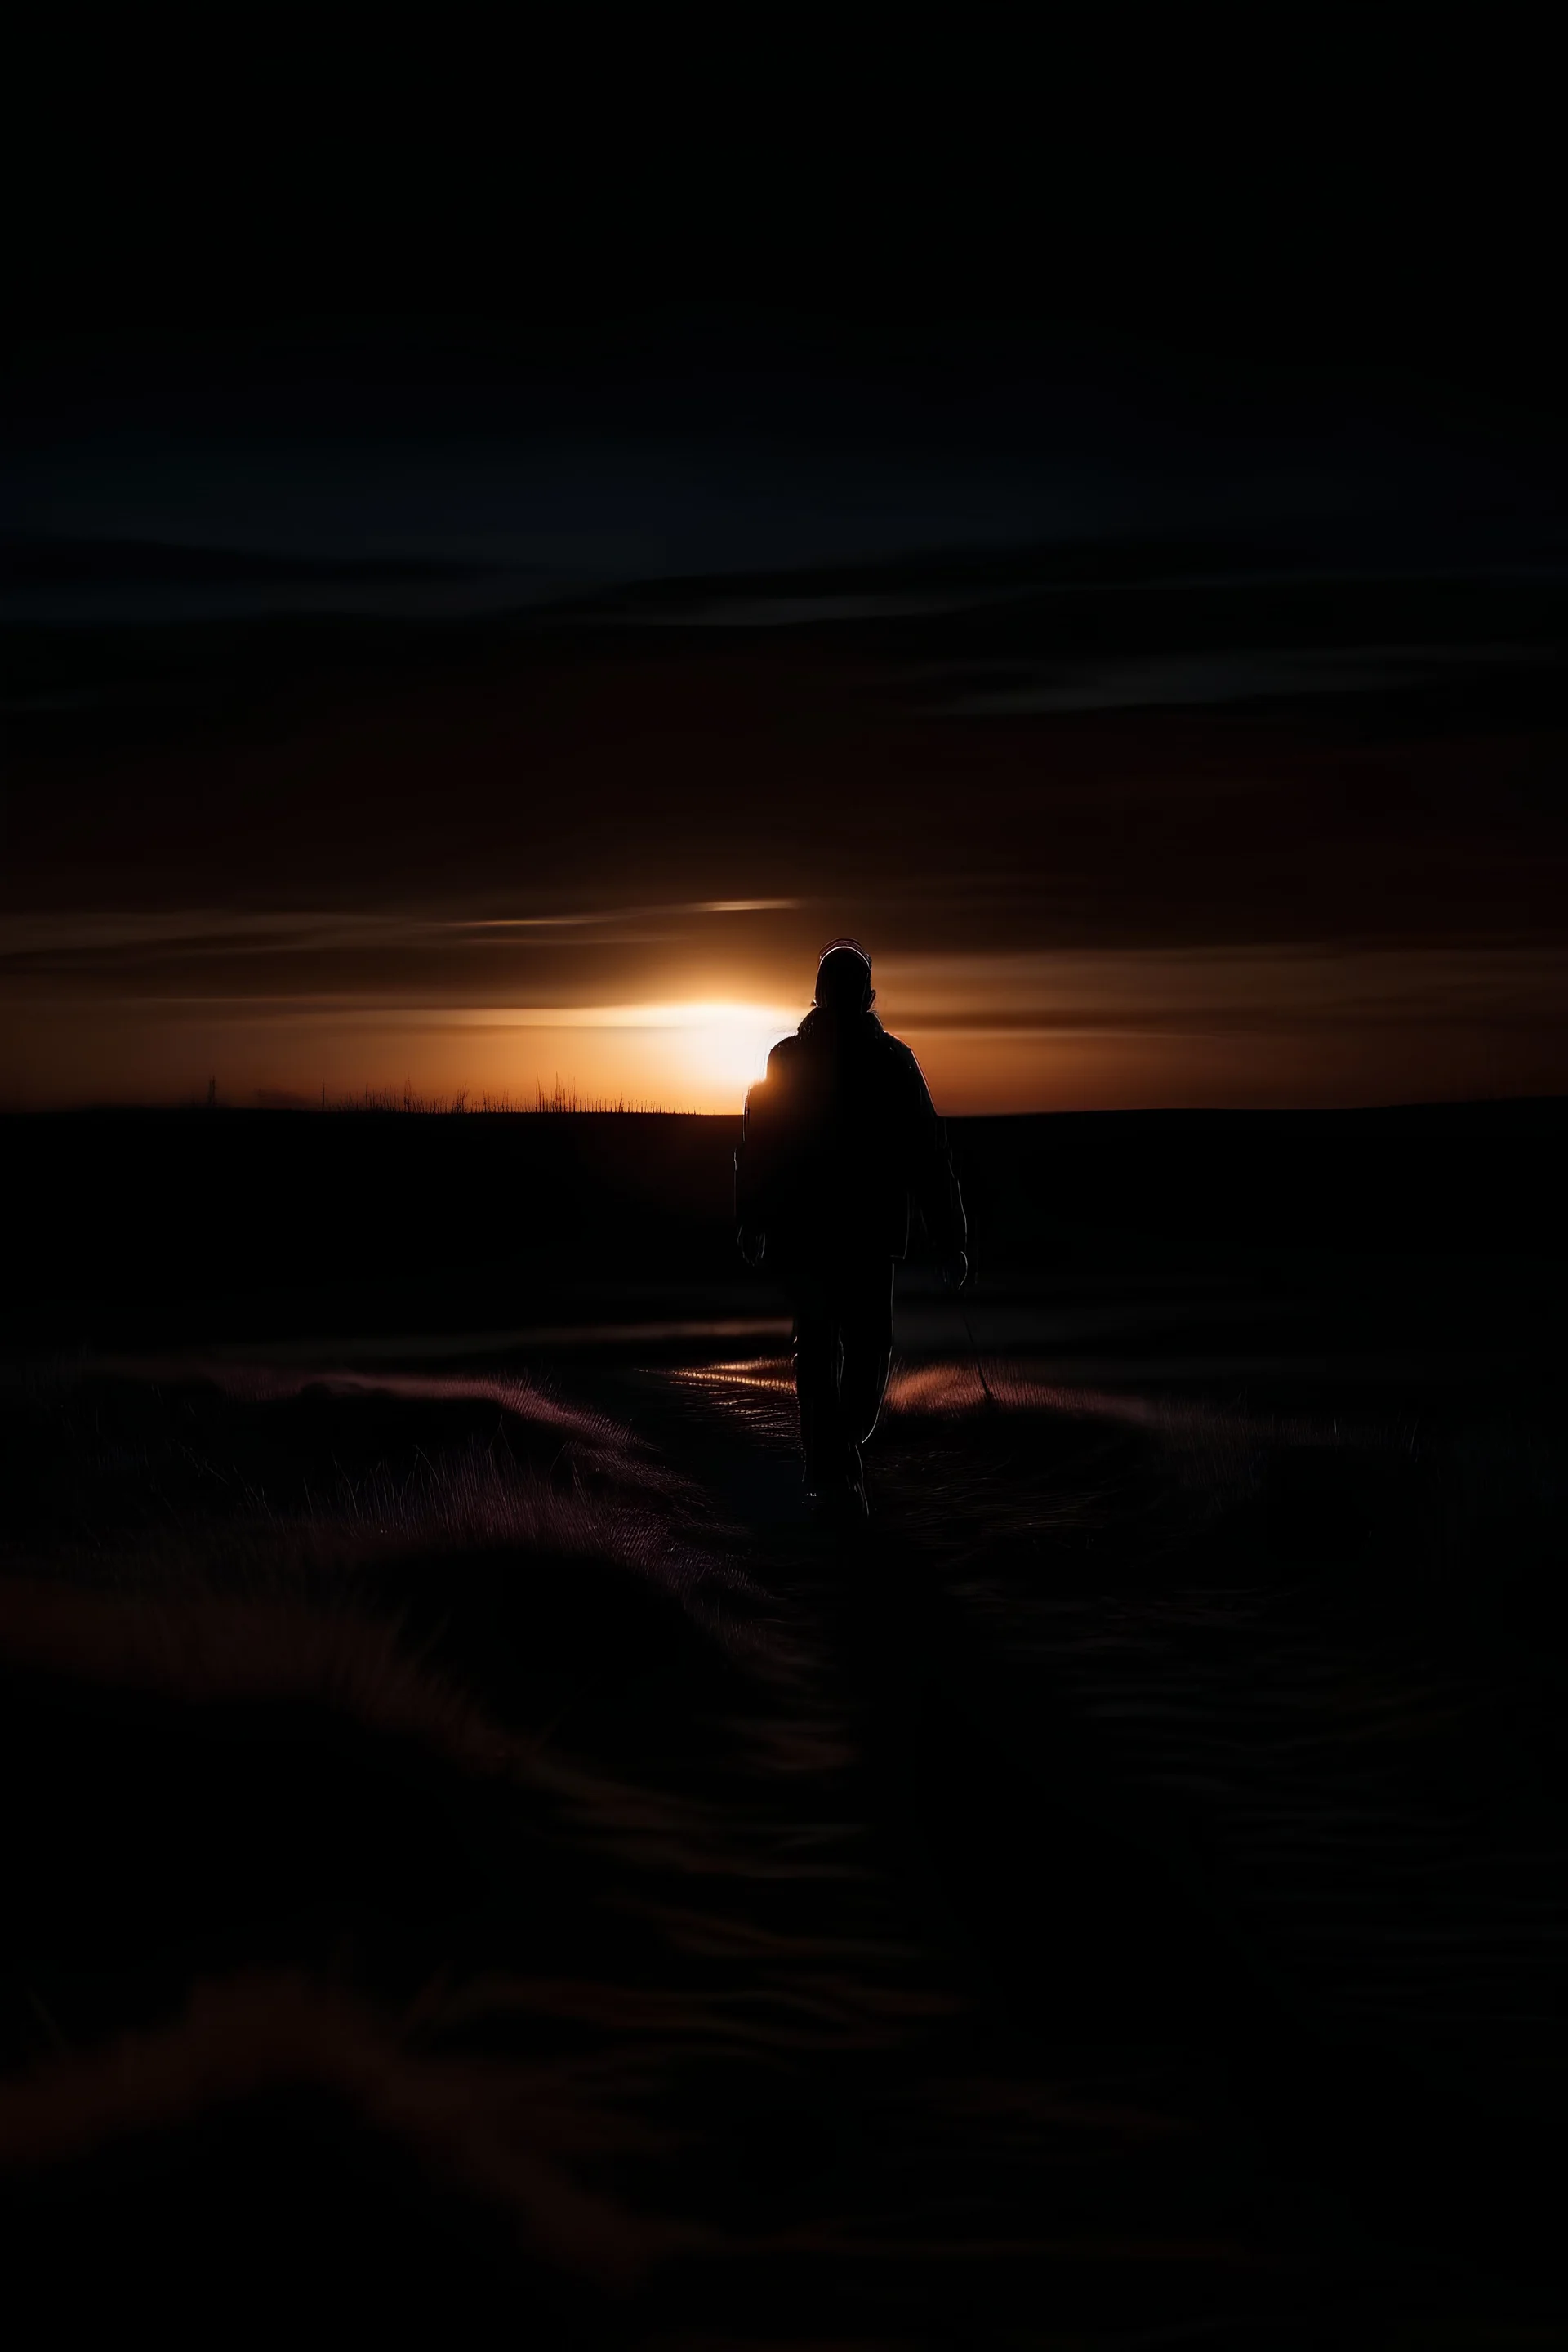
[735,1008,966,1263]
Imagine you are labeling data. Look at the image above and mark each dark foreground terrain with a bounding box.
[2,1105,1567,2343]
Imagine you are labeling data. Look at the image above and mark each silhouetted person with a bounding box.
[735,940,967,1519]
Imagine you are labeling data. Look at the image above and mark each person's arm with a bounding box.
[734,1051,786,1266]
[901,1050,968,1274]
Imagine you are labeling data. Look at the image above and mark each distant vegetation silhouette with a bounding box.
[309,1080,680,1115]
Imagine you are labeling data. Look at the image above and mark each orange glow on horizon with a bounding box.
[6,947,1568,1113]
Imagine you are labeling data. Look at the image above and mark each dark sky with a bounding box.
[5,35,1566,1108]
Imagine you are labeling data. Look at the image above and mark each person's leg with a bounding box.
[789,1263,846,1494]
[839,1258,895,1454]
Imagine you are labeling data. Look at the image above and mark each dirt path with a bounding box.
[572,1337,1568,2341]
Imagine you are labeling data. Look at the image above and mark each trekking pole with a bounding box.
[951,1261,996,1410]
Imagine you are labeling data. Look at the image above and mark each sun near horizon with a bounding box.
[7,928,1568,1117]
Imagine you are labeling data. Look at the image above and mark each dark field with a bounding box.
[4,1105,1567,2342]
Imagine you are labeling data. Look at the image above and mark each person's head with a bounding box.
[814,940,875,1018]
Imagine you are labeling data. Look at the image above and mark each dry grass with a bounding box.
[3,1336,1566,2340]
[311,1080,681,1115]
